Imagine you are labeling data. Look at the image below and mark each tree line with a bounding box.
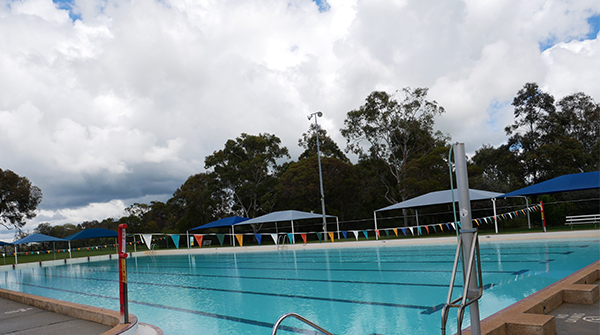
[2,82,598,239]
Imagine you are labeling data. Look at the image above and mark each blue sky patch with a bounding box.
[486,99,510,132]
[312,0,331,13]
[52,0,81,22]
[539,13,600,51]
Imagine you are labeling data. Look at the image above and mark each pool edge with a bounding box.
[460,260,600,335]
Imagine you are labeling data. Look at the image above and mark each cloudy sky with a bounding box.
[1,0,599,240]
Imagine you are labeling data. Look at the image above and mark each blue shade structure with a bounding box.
[188,216,250,231]
[501,171,600,197]
[63,228,118,240]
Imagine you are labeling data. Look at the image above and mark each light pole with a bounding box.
[308,111,327,241]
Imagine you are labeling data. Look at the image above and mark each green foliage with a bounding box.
[0,169,42,232]
[168,173,223,232]
[205,133,290,220]
[340,88,449,203]
[298,124,348,162]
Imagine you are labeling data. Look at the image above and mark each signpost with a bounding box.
[117,224,129,324]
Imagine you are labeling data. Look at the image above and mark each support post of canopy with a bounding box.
[232,226,235,247]
[186,231,190,250]
[373,212,378,240]
[15,245,18,265]
[336,217,340,240]
[525,197,531,229]
[492,198,498,234]
[291,220,295,244]
[69,241,72,259]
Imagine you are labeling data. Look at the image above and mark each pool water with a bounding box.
[1,237,598,334]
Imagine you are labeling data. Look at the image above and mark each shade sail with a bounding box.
[375,189,504,212]
[240,210,336,225]
[12,233,66,245]
[501,171,600,197]
[0,241,11,246]
[64,228,118,241]
[188,216,250,231]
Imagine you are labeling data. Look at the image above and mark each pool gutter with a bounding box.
[460,260,599,335]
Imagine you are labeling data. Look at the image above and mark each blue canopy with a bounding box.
[0,241,12,246]
[502,171,600,197]
[188,216,250,231]
[12,233,66,245]
[240,210,336,225]
[64,228,118,241]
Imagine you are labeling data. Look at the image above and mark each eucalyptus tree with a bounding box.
[341,88,449,205]
[0,169,42,233]
[205,133,290,224]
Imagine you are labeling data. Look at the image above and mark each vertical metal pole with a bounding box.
[526,197,531,229]
[291,220,295,244]
[492,198,498,233]
[373,212,378,240]
[117,224,129,324]
[314,114,328,241]
[540,201,547,232]
[416,209,419,227]
[454,143,481,335]
[68,241,72,259]
[336,217,340,240]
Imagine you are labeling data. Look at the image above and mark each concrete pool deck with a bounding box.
[0,229,597,334]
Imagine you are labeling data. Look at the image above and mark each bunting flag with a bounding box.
[457,221,462,228]
[439,224,443,231]
[141,234,153,250]
[375,230,380,238]
[432,225,437,233]
[235,234,244,247]
[408,227,414,235]
[316,232,322,242]
[393,228,398,236]
[342,231,348,240]
[169,234,180,249]
[193,235,203,248]
[362,230,369,240]
[384,230,390,238]
[287,233,294,244]
[301,233,307,244]
[254,234,262,246]
[270,234,278,245]
[352,231,359,241]
[328,232,334,242]
[401,228,406,236]
[417,227,422,235]
[424,226,429,234]
[216,234,225,246]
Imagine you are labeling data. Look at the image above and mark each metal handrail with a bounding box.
[272,313,334,335]
[441,231,484,335]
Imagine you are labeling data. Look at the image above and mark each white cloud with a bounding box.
[0,0,598,233]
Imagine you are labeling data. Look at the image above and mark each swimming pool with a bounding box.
[1,236,599,334]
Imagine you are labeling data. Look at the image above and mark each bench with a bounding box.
[565,214,600,228]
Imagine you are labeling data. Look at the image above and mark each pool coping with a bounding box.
[460,260,600,335]
[0,287,140,335]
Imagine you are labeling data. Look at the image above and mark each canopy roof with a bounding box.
[0,240,11,246]
[502,171,600,197]
[12,233,66,245]
[188,216,250,231]
[64,228,118,241]
[376,189,504,212]
[240,210,336,225]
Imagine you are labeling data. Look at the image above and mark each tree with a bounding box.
[277,156,361,220]
[168,173,225,232]
[341,88,449,204]
[298,124,349,162]
[504,83,556,183]
[0,169,42,232]
[470,144,524,193]
[205,133,290,223]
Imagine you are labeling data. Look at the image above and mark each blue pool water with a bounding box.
[1,237,599,334]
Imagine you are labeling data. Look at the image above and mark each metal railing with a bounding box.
[441,230,484,335]
[272,313,334,335]
[277,234,287,250]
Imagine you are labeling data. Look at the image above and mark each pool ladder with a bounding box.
[272,313,334,335]
[441,229,484,335]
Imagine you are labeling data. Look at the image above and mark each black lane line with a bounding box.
[23,273,435,310]
[6,282,322,335]
[125,265,532,276]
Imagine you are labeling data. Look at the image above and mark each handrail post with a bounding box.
[272,313,333,335]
